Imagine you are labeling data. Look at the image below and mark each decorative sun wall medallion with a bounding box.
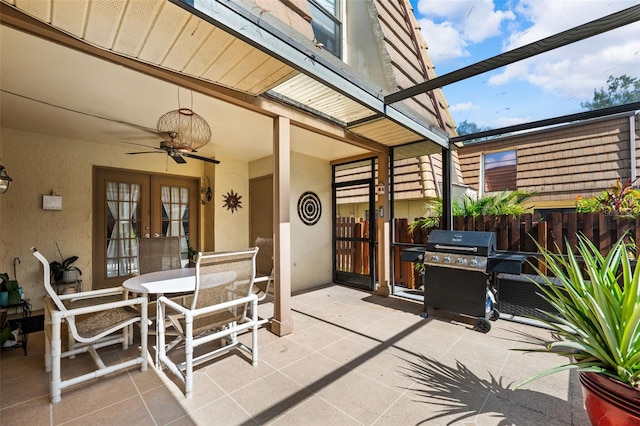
[222,189,242,213]
[297,191,321,226]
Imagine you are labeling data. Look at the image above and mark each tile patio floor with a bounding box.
[1,284,589,425]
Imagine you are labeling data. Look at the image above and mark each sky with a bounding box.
[409,0,640,131]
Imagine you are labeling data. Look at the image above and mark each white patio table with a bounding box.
[123,268,237,366]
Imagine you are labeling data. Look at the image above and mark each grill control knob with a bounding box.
[469,258,478,267]
[443,256,451,263]
[431,255,439,263]
[456,257,468,266]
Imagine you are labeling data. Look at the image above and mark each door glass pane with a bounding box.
[105,181,141,277]
[160,185,190,263]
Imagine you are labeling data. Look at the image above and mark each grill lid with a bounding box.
[426,230,496,257]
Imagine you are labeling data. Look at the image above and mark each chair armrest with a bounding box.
[157,293,258,318]
[55,296,148,319]
[253,276,271,284]
[59,286,128,302]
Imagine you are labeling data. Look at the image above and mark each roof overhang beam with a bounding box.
[170,0,448,148]
[385,4,640,104]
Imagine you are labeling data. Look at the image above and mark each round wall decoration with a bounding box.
[222,189,242,213]
[297,191,321,226]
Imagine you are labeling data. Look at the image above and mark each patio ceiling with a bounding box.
[0,0,445,164]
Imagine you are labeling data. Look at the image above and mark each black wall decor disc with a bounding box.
[297,191,321,226]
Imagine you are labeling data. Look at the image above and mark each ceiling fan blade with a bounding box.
[126,151,164,155]
[170,153,188,164]
[182,152,221,164]
[121,141,164,150]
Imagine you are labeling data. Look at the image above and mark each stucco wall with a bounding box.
[0,127,205,310]
[289,152,332,292]
[214,157,250,251]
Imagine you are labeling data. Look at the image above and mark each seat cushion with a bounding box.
[75,306,140,338]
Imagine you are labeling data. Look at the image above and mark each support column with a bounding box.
[442,147,452,231]
[271,115,293,336]
[376,150,391,296]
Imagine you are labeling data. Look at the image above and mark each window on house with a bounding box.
[484,150,517,192]
[309,0,341,58]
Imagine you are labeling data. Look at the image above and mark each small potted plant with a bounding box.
[515,234,640,425]
[0,272,21,306]
[49,256,82,283]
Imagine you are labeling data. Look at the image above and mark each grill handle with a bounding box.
[434,244,478,253]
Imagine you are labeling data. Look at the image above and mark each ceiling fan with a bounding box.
[125,132,220,164]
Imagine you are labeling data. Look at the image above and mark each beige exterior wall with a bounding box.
[214,157,250,251]
[289,152,332,291]
[0,127,205,310]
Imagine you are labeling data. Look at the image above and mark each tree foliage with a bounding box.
[581,74,640,110]
[455,120,491,136]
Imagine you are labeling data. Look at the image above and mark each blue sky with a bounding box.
[409,0,640,130]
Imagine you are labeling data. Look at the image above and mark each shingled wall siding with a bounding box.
[457,114,639,208]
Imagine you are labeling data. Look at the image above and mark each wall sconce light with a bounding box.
[0,166,13,194]
[201,176,212,205]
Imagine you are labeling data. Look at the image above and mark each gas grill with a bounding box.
[421,230,526,332]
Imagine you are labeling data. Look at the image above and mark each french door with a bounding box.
[93,167,199,289]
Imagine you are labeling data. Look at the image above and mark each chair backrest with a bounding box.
[32,248,82,339]
[138,236,182,274]
[32,247,66,313]
[254,237,273,278]
[192,247,259,312]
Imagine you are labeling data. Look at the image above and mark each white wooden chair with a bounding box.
[32,247,148,404]
[156,247,259,398]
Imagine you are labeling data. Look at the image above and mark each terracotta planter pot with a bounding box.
[579,371,640,426]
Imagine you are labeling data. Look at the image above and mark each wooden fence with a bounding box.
[394,212,640,288]
[337,213,638,288]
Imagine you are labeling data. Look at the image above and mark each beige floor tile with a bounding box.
[286,323,344,351]
[205,351,276,394]
[259,337,314,369]
[272,395,363,425]
[280,352,342,389]
[229,371,312,424]
[62,395,156,426]
[0,368,50,409]
[186,395,257,425]
[0,395,51,426]
[141,383,192,425]
[315,370,401,425]
[376,385,488,426]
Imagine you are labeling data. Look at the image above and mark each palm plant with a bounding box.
[409,190,535,232]
[516,234,640,389]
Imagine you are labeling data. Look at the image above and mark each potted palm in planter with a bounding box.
[516,234,639,425]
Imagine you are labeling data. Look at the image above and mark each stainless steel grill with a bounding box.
[420,230,526,333]
[424,230,495,272]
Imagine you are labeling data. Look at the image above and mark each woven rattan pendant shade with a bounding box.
[157,108,212,151]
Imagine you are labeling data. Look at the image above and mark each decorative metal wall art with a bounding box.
[222,189,242,213]
[297,191,321,226]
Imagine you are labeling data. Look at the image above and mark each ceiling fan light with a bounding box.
[157,108,211,151]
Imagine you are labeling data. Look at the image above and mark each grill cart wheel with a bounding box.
[474,318,491,333]
[490,308,500,321]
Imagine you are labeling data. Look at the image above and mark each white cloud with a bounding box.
[418,18,469,61]
[449,102,476,112]
[496,116,530,127]
[416,0,515,57]
[490,0,640,99]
